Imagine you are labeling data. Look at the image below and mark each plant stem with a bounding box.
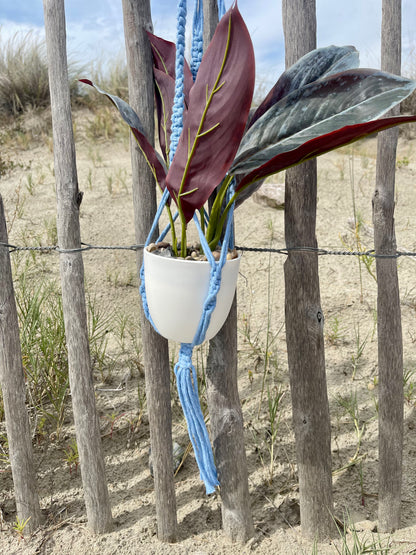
[207,190,236,250]
[166,203,178,256]
[180,219,187,258]
[206,174,234,246]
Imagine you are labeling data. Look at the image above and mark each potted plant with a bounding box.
[81,3,416,493]
[81,4,416,341]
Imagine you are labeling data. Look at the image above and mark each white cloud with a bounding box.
[0,20,44,42]
[1,0,415,86]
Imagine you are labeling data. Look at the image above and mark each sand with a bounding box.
[1,111,416,553]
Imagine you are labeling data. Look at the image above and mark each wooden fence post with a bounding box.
[282,0,335,539]
[121,0,177,542]
[374,0,403,533]
[43,0,112,533]
[204,1,254,544]
[0,196,42,533]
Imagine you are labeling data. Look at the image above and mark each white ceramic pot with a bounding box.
[143,248,241,343]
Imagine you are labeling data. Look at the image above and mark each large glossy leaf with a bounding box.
[147,33,194,163]
[234,173,265,207]
[147,32,194,90]
[235,114,416,195]
[250,45,359,129]
[232,69,416,175]
[153,68,175,162]
[166,4,255,223]
[80,79,167,189]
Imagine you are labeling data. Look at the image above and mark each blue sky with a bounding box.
[1,1,415,89]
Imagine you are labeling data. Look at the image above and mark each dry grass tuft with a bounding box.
[0,30,80,119]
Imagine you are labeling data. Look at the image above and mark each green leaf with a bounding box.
[232,69,416,175]
[250,45,359,129]
[235,114,416,195]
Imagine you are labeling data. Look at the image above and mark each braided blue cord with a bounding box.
[190,0,204,80]
[172,180,236,493]
[141,0,234,494]
[140,179,236,494]
[191,181,235,346]
[140,188,171,330]
[170,0,187,163]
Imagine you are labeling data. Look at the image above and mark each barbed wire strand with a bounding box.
[1,241,416,259]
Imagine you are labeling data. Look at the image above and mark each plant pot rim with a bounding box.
[145,244,240,264]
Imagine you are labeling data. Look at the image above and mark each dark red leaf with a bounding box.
[153,68,175,161]
[130,127,167,191]
[166,4,255,222]
[79,78,166,190]
[147,33,194,161]
[147,32,193,97]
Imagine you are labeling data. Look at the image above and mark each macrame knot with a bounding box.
[176,342,193,368]
[190,0,204,79]
[201,272,221,314]
[170,0,187,161]
[204,268,223,308]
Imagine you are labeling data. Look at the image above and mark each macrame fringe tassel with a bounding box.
[174,344,219,494]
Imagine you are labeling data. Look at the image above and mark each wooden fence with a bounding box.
[0,0,406,545]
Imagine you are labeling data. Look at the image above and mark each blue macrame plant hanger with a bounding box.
[140,0,231,494]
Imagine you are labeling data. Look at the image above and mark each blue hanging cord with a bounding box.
[190,0,204,80]
[140,180,236,494]
[226,177,235,249]
[139,188,172,331]
[173,179,236,493]
[218,0,226,19]
[141,0,235,494]
[170,0,187,162]
[192,181,235,346]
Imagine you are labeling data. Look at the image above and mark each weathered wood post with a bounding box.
[43,0,113,533]
[204,1,254,544]
[121,0,177,542]
[0,196,42,533]
[374,0,403,533]
[282,0,335,539]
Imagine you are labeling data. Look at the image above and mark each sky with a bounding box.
[1,1,415,90]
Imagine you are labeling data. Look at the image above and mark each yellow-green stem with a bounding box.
[206,174,233,244]
[166,204,178,256]
[207,189,237,250]
[180,219,187,258]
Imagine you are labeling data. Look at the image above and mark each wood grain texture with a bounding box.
[282,0,335,539]
[0,196,42,533]
[204,0,254,543]
[43,0,112,534]
[207,297,254,543]
[203,0,219,52]
[374,0,403,533]
[121,0,177,542]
